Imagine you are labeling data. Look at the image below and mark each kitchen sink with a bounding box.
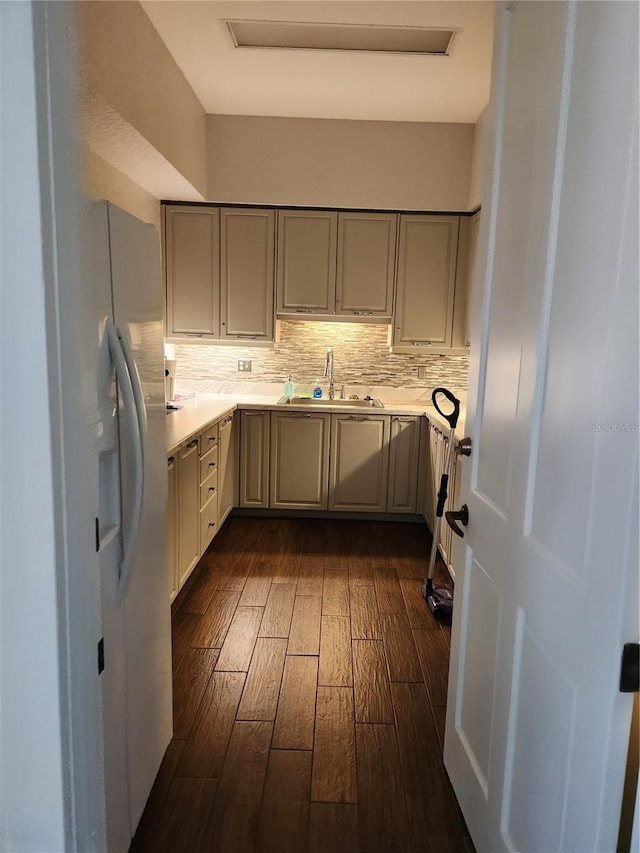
[278,396,384,408]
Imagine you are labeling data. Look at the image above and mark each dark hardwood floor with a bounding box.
[131,517,474,853]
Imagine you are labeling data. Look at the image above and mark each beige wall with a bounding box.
[207,115,474,211]
[74,1,207,199]
[84,151,161,228]
[469,106,488,211]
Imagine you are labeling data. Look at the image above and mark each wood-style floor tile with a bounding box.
[431,704,447,751]
[296,564,324,597]
[400,577,437,630]
[238,561,273,607]
[208,721,273,853]
[413,627,451,706]
[257,750,312,853]
[215,606,263,671]
[352,640,394,724]
[272,655,318,750]
[356,723,412,853]
[132,776,218,853]
[373,566,406,614]
[130,739,185,851]
[322,568,350,616]
[171,610,203,669]
[259,582,296,638]
[288,595,322,656]
[236,637,287,722]
[172,648,219,739]
[190,588,240,648]
[318,615,352,687]
[311,686,357,804]
[350,584,381,640]
[380,612,423,682]
[177,671,245,778]
[308,803,358,853]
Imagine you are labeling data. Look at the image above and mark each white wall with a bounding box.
[207,114,474,210]
[469,106,488,210]
[85,150,161,228]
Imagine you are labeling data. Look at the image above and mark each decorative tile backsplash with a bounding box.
[174,321,468,397]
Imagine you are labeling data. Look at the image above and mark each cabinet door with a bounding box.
[394,215,459,348]
[329,415,390,512]
[220,208,275,340]
[336,212,397,317]
[167,454,178,603]
[239,411,270,508]
[218,413,236,524]
[165,205,219,338]
[276,210,337,315]
[387,416,420,513]
[270,412,330,509]
[177,439,200,588]
[426,422,439,529]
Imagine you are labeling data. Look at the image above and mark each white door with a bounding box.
[445,4,639,853]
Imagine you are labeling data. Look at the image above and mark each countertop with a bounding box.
[166,393,466,454]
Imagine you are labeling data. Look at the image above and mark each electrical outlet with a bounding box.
[237,360,252,373]
[417,365,428,379]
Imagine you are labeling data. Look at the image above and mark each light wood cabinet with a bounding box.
[239,410,270,508]
[393,214,460,351]
[167,454,178,603]
[336,212,396,317]
[270,412,330,509]
[329,414,390,512]
[198,430,218,557]
[220,208,275,341]
[387,415,420,513]
[165,205,219,338]
[276,210,337,315]
[177,438,200,588]
[218,412,237,524]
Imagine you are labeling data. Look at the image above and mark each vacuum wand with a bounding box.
[423,387,461,617]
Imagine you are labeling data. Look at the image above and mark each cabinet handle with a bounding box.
[393,417,415,422]
[167,456,175,465]
[207,435,216,443]
[354,311,374,315]
[208,462,216,469]
[244,411,266,416]
[347,416,367,421]
[287,413,313,418]
[234,335,257,339]
[208,486,216,492]
[187,439,198,448]
[411,341,433,347]
[295,309,317,314]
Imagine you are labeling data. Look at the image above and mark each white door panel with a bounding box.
[446,3,639,852]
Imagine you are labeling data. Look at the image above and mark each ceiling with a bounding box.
[140,1,494,124]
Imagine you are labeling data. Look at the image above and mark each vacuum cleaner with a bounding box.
[422,387,466,619]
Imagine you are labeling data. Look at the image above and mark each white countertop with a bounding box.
[166,393,466,454]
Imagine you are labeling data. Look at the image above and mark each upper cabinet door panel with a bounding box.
[220,208,275,340]
[336,213,397,316]
[394,215,459,346]
[276,210,337,314]
[165,206,219,337]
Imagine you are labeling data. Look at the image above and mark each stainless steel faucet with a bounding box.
[323,348,335,399]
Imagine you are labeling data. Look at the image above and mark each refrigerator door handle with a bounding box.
[106,319,145,601]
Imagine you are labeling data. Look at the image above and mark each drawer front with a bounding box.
[199,422,219,457]
[199,443,219,484]
[200,469,218,507]
[199,490,218,554]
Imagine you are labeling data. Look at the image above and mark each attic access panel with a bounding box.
[226,20,458,56]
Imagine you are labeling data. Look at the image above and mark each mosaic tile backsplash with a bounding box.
[174,321,468,400]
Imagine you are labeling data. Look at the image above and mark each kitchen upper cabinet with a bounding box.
[220,208,275,341]
[218,412,237,524]
[336,212,397,317]
[393,214,460,351]
[167,454,178,603]
[387,415,420,513]
[177,438,200,588]
[329,414,390,512]
[270,411,330,510]
[239,410,270,508]
[276,210,337,315]
[165,205,219,338]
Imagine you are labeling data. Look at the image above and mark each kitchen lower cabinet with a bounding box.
[387,415,420,513]
[239,410,271,508]
[270,412,330,509]
[167,454,178,603]
[177,438,200,588]
[329,414,390,512]
[199,433,219,556]
[218,412,237,524]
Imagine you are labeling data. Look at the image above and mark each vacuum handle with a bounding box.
[432,387,460,430]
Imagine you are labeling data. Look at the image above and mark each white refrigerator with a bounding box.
[88,201,173,852]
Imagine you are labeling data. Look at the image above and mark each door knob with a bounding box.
[445,504,469,538]
[457,437,472,457]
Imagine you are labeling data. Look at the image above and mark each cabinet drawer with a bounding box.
[200,469,218,507]
[200,490,218,554]
[199,443,218,483]
[199,422,219,457]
